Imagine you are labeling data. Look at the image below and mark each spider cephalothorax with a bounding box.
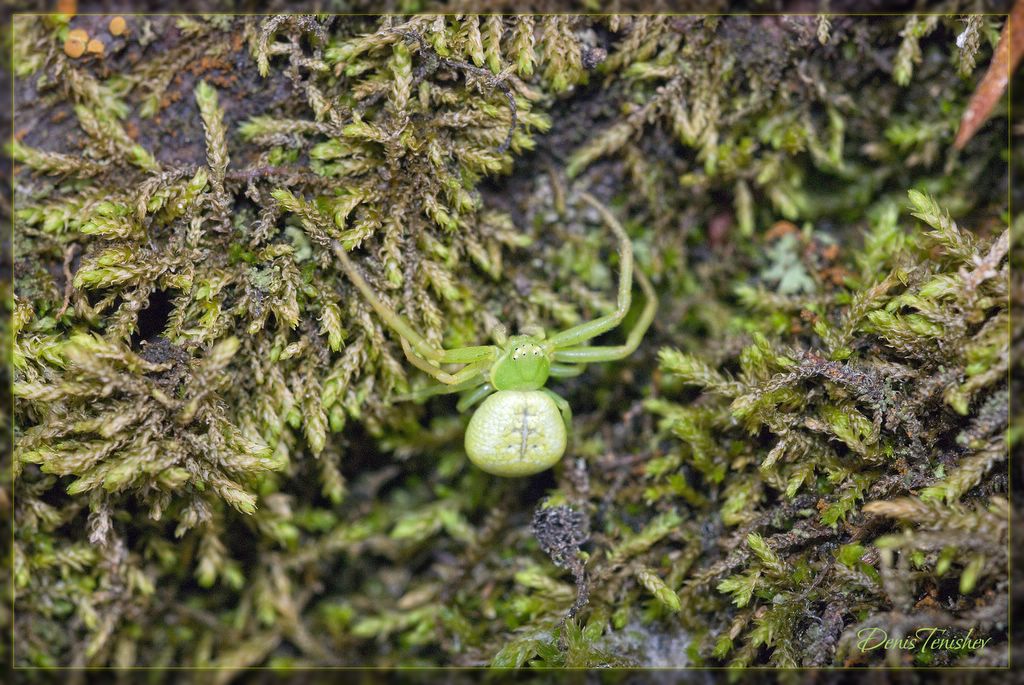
[329,192,656,476]
[490,335,550,390]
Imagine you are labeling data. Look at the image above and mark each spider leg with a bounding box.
[397,376,488,405]
[542,388,573,433]
[332,239,498,365]
[549,363,586,378]
[456,383,495,412]
[400,338,493,385]
[545,192,636,350]
[552,265,656,363]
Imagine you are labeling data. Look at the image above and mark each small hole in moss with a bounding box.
[132,289,174,346]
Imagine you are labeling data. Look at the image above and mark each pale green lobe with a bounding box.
[464,390,567,477]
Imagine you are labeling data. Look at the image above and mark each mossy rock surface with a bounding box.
[3,9,1015,671]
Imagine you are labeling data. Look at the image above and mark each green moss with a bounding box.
[8,10,1011,671]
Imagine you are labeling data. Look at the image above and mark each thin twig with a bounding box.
[56,243,80,319]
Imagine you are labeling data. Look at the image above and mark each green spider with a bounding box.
[331,192,656,477]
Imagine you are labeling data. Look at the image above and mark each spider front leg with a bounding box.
[544,192,637,351]
[332,240,496,367]
[399,338,494,385]
[545,193,657,363]
[552,265,656,363]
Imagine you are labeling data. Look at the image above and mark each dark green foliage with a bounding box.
[9,11,1011,671]
[650,189,1008,667]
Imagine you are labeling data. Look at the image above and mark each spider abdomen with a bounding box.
[464,390,567,477]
